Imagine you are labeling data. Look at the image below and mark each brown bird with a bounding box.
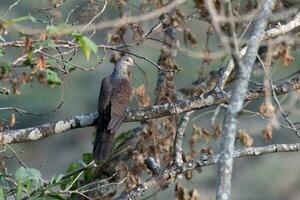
[93,55,134,161]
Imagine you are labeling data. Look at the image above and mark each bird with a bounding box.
[93,55,134,161]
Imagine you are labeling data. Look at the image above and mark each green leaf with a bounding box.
[82,36,98,56]
[1,61,11,75]
[78,37,91,60]
[15,167,42,197]
[64,63,76,73]
[25,179,31,195]
[113,130,132,149]
[0,187,5,200]
[72,33,98,60]
[61,162,81,190]
[45,69,61,85]
[16,183,22,200]
[81,153,93,182]
[82,153,93,164]
[50,174,64,184]
[83,168,93,183]
[23,49,33,65]
[67,162,81,173]
[15,167,41,185]
[46,25,66,34]
[0,48,5,57]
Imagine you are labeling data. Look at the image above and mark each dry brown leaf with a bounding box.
[184,170,193,180]
[115,161,129,180]
[281,48,295,66]
[135,85,150,108]
[9,113,16,127]
[125,173,140,192]
[130,23,144,43]
[23,37,32,55]
[0,120,3,131]
[183,28,197,48]
[0,157,5,172]
[212,124,222,138]
[237,129,254,147]
[20,73,27,84]
[263,123,273,142]
[11,79,21,95]
[259,103,275,118]
[189,188,201,200]
[106,27,127,44]
[132,151,144,166]
[189,124,202,157]
[202,49,212,64]
[36,73,47,84]
[36,54,46,70]
[39,33,47,41]
[175,182,190,200]
[201,146,213,155]
[202,128,210,141]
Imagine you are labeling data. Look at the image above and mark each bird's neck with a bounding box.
[111,64,129,79]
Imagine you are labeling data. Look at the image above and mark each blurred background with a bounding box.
[1,0,300,199]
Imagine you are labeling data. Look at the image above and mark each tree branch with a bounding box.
[9,0,186,36]
[173,111,193,166]
[215,11,300,90]
[115,143,300,200]
[1,75,300,144]
[216,1,274,200]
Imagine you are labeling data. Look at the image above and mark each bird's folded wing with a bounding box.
[98,77,113,114]
[108,79,132,133]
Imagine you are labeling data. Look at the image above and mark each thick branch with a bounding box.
[216,1,274,200]
[1,76,300,144]
[115,143,300,200]
[263,12,300,40]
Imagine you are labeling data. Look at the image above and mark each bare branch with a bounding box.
[1,76,300,144]
[9,0,186,36]
[173,111,193,166]
[216,11,300,90]
[216,1,274,200]
[0,0,22,19]
[116,143,300,200]
[263,12,300,40]
[0,101,63,116]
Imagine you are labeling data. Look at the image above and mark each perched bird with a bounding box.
[93,55,134,161]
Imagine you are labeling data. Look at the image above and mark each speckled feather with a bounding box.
[108,78,132,132]
[93,56,133,161]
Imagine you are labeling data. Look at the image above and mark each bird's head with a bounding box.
[119,55,134,67]
[112,55,134,78]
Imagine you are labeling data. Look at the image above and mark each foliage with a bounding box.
[0,0,299,200]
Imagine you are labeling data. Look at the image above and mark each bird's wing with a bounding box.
[93,77,113,160]
[98,77,112,112]
[107,78,132,133]
[97,77,113,129]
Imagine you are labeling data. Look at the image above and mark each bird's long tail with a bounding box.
[93,127,115,161]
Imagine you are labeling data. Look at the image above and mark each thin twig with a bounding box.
[173,111,194,166]
[116,143,300,200]
[0,101,63,116]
